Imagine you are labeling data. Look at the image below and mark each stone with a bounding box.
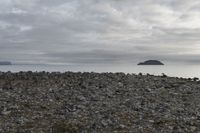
[0,72,199,133]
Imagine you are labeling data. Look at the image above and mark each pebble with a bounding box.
[0,72,199,132]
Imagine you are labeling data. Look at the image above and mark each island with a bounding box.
[138,60,164,65]
[0,61,12,65]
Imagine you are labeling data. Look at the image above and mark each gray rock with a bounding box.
[0,72,199,132]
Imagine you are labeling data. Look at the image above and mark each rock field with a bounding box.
[0,71,200,133]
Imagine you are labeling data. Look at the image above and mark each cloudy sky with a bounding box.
[1,0,200,65]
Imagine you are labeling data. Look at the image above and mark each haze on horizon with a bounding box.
[0,0,200,65]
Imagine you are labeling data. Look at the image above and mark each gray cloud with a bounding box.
[0,0,200,65]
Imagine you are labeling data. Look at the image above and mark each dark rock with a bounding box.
[161,73,167,78]
[138,60,164,65]
[193,77,199,81]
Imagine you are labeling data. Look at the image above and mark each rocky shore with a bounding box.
[0,71,200,133]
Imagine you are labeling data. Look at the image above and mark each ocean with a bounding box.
[0,64,200,78]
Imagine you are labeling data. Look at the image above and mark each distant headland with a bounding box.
[0,61,12,65]
[138,60,164,65]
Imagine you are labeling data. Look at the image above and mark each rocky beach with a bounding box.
[0,71,200,133]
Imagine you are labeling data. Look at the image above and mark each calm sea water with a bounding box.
[0,64,200,78]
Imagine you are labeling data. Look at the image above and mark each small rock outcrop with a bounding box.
[138,60,164,65]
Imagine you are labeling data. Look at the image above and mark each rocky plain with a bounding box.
[0,71,200,133]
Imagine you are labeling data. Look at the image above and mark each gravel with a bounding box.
[0,71,200,133]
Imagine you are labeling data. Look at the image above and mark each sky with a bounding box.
[0,0,200,65]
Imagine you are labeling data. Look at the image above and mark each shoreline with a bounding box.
[0,72,200,132]
[0,71,199,80]
[0,64,200,79]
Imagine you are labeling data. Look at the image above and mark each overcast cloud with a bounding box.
[0,0,200,65]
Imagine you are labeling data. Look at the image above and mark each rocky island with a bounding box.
[0,71,199,132]
[0,61,12,65]
[138,60,164,65]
